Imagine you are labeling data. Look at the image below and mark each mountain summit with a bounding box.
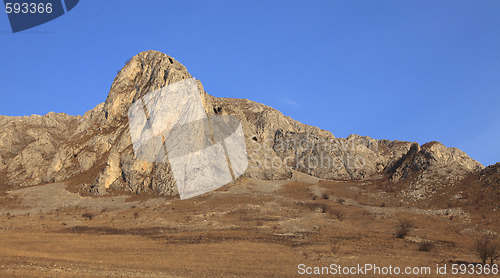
[0,50,485,200]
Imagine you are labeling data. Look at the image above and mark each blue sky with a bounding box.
[1,0,499,166]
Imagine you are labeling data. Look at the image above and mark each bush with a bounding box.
[82,212,95,220]
[418,241,433,252]
[394,218,414,239]
[475,234,499,264]
[331,210,343,220]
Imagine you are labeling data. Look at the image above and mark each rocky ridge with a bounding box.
[0,50,487,199]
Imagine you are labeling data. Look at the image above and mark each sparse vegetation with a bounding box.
[331,210,343,220]
[0,162,497,276]
[418,241,433,252]
[82,212,95,220]
[394,218,414,239]
[474,234,499,264]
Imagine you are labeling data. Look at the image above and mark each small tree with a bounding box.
[492,244,500,264]
[475,234,499,264]
[394,218,414,239]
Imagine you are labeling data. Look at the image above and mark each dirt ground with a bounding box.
[0,171,498,277]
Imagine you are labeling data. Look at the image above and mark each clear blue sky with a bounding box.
[1,0,499,166]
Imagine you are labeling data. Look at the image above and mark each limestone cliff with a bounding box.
[0,50,486,198]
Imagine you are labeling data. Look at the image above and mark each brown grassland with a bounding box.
[0,171,498,277]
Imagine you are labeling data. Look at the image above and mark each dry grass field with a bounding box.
[0,171,498,277]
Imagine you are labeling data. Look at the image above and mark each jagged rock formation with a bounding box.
[0,113,82,187]
[477,162,500,187]
[385,141,483,199]
[0,50,488,198]
[273,132,414,180]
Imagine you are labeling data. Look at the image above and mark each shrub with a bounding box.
[394,218,414,239]
[475,234,499,264]
[418,241,433,252]
[331,210,343,220]
[82,212,94,220]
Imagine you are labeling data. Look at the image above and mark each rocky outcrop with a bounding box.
[477,162,500,187]
[0,50,486,197]
[0,112,82,187]
[387,141,484,200]
[272,131,416,180]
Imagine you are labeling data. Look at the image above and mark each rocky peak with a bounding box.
[420,141,483,171]
[103,50,192,122]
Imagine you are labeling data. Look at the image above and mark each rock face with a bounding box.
[273,132,414,180]
[0,50,487,197]
[387,141,484,200]
[0,113,82,187]
[476,162,500,187]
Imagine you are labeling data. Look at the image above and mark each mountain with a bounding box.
[0,50,487,199]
